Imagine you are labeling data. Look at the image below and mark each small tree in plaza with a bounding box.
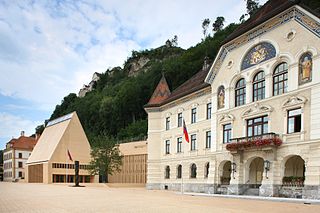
[88,134,123,183]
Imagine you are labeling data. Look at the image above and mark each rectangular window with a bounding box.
[177,113,182,127]
[18,162,23,168]
[206,131,211,148]
[18,171,22,178]
[247,116,268,137]
[177,137,182,153]
[288,108,302,133]
[165,140,170,154]
[207,103,212,119]
[191,108,197,123]
[18,153,22,158]
[223,124,232,143]
[165,117,170,130]
[190,134,196,151]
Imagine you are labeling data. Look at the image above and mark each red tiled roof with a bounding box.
[145,68,210,108]
[8,136,37,150]
[223,0,320,45]
[146,75,171,106]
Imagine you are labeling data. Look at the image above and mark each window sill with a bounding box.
[283,131,305,142]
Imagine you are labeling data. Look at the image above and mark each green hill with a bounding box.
[49,23,239,143]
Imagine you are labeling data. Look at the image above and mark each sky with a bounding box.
[0,0,267,149]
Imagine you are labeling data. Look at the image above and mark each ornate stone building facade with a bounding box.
[145,0,320,199]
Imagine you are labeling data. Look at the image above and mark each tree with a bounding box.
[35,124,45,135]
[246,0,260,17]
[202,18,210,39]
[212,16,225,32]
[87,135,122,183]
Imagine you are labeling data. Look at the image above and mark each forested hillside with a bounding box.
[48,23,238,142]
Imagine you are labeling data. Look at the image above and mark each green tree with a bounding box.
[202,18,211,39]
[88,135,123,183]
[35,124,45,135]
[246,0,260,17]
[212,16,225,32]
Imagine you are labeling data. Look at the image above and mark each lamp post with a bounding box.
[264,160,270,179]
[231,162,237,179]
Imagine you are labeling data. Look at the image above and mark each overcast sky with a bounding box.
[0,0,267,148]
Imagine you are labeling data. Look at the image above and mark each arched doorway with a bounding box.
[220,161,231,185]
[283,155,305,187]
[249,157,264,186]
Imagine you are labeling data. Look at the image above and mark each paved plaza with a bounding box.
[1,182,320,213]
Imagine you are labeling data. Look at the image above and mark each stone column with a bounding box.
[227,156,245,195]
[303,159,320,199]
[259,160,279,197]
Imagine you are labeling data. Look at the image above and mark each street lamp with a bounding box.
[264,160,271,179]
[231,162,237,179]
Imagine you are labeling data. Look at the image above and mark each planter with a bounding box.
[226,137,282,151]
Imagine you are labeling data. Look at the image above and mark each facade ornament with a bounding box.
[242,103,273,118]
[282,95,307,108]
[219,114,235,123]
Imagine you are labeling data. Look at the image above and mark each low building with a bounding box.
[3,131,37,182]
[26,112,98,184]
[108,141,147,184]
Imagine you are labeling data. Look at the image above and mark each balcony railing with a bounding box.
[226,133,282,152]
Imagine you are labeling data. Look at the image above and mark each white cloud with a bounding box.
[0,112,41,140]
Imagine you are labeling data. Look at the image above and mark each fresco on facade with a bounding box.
[299,52,312,85]
[217,86,225,109]
[241,42,276,71]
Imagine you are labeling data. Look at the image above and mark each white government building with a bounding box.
[144,0,320,199]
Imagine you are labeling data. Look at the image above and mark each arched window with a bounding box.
[235,78,246,107]
[273,62,288,96]
[204,162,210,178]
[190,163,197,178]
[177,165,182,179]
[253,71,265,101]
[165,166,170,179]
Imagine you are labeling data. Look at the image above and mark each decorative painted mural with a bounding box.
[217,86,225,109]
[241,42,276,71]
[299,52,313,85]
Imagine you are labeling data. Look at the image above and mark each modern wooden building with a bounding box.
[108,141,147,184]
[26,112,98,184]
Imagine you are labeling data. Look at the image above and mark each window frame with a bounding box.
[177,113,182,127]
[190,163,197,178]
[235,78,246,107]
[287,108,302,134]
[205,131,211,148]
[191,108,197,123]
[252,71,265,101]
[165,117,170,130]
[273,62,288,96]
[223,123,232,143]
[246,115,268,137]
[177,165,182,179]
[190,134,197,151]
[165,166,170,179]
[165,140,170,154]
[177,137,182,153]
[206,103,212,119]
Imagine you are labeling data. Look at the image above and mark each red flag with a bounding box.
[67,149,73,161]
[183,120,190,143]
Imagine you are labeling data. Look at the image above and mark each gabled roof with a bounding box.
[223,0,320,45]
[7,136,37,150]
[145,67,211,108]
[146,75,171,107]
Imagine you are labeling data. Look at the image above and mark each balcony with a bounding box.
[226,133,282,152]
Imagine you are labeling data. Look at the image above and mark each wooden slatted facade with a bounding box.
[28,164,43,183]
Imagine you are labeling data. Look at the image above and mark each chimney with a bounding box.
[21,131,25,136]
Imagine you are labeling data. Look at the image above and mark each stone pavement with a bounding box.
[1,182,320,213]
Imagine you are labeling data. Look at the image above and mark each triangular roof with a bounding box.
[27,112,91,164]
[223,0,320,45]
[8,136,37,150]
[146,75,171,107]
